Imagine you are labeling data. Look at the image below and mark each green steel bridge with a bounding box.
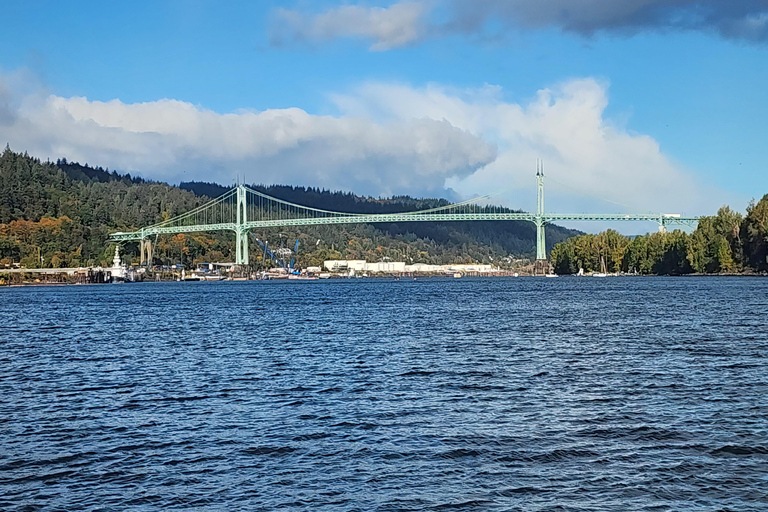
[109,164,700,265]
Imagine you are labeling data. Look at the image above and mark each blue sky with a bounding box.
[1,0,766,220]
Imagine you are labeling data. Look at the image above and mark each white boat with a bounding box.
[453,272,462,278]
[545,273,559,278]
[288,275,318,281]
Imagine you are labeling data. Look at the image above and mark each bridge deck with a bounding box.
[109,212,699,241]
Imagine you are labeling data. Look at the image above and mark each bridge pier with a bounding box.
[140,238,153,266]
[535,218,546,260]
[658,216,668,233]
[533,259,551,275]
[533,219,551,275]
[235,229,249,265]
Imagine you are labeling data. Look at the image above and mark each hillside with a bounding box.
[0,147,580,269]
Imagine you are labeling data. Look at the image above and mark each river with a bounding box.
[1,277,767,510]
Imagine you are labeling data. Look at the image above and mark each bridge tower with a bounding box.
[235,185,249,265]
[534,160,549,275]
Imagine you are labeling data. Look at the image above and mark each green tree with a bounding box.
[741,195,768,272]
[687,210,739,273]
[657,230,692,275]
[622,235,648,274]
[551,242,578,274]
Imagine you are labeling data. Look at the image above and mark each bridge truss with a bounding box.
[109,168,700,265]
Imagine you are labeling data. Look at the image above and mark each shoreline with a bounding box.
[2,272,766,288]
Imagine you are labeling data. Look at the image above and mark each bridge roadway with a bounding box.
[109,211,699,242]
[109,211,700,268]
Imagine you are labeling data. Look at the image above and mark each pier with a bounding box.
[0,267,111,285]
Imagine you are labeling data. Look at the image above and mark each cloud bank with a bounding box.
[332,78,711,215]
[0,73,494,198]
[0,71,714,215]
[272,0,768,49]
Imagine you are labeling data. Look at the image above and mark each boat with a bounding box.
[288,275,318,281]
[545,273,559,278]
[453,272,462,278]
[262,267,289,280]
[109,247,127,283]
[179,269,201,281]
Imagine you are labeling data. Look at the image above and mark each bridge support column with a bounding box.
[535,218,546,261]
[658,216,668,233]
[534,218,549,275]
[140,239,153,266]
[235,185,249,266]
[534,159,549,275]
[235,229,249,266]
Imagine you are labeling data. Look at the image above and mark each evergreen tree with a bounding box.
[742,195,768,271]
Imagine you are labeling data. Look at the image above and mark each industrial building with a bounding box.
[323,260,496,275]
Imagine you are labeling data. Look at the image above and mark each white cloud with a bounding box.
[331,78,718,216]
[0,73,495,197]
[1,71,720,220]
[269,0,768,49]
[271,1,431,51]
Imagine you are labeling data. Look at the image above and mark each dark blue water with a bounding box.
[2,277,767,511]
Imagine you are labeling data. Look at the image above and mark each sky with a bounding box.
[1,0,767,226]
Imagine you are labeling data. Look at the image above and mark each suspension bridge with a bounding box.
[109,163,700,267]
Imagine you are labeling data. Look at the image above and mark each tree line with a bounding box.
[551,202,768,275]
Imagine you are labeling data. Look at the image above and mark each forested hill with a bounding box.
[56,158,146,185]
[0,147,580,268]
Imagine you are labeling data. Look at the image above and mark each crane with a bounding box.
[289,239,299,271]
[250,234,282,268]
[250,234,300,272]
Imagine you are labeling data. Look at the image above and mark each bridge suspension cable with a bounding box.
[544,174,647,213]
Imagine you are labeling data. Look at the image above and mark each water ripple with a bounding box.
[1,277,767,510]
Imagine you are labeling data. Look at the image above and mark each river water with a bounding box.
[1,277,767,510]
